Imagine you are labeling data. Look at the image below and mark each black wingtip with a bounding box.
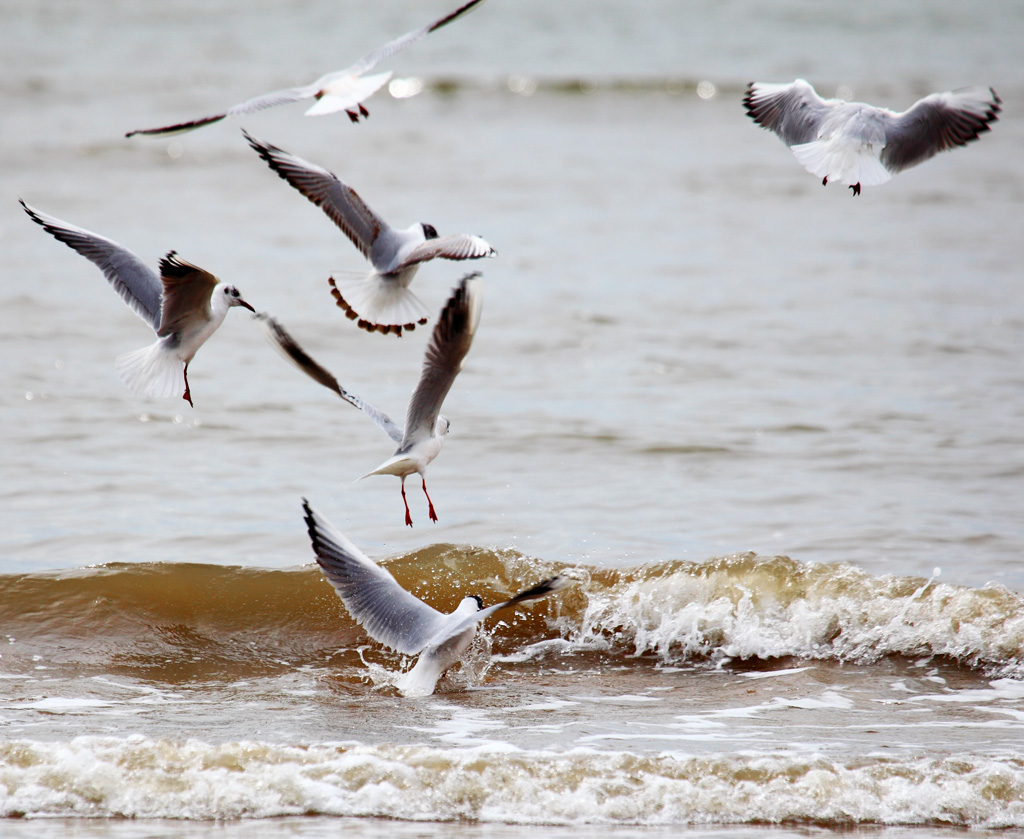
[301,497,319,549]
[503,574,570,608]
[242,129,295,182]
[18,197,37,222]
[158,250,185,275]
[241,127,272,161]
[427,0,487,33]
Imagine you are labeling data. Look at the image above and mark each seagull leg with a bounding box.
[359,103,370,118]
[849,183,861,196]
[182,362,194,407]
[346,109,361,123]
[401,478,413,528]
[422,477,438,523]
[822,176,828,186]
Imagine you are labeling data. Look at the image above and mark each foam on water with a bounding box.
[2,736,1024,827]
[571,555,1024,677]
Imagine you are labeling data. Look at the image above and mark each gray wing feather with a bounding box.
[20,199,162,330]
[258,314,404,444]
[303,499,448,655]
[879,87,1001,174]
[126,84,318,137]
[401,272,482,449]
[743,79,832,147]
[244,131,384,259]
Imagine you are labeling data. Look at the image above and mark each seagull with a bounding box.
[302,498,570,696]
[125,0,487,137]
[260,272,482,526]
[742,79,1001,195]
[245,130,495,336]
[21,199,255,406]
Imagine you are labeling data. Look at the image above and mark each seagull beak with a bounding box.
[239,300,256,313]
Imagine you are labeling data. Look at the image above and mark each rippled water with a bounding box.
[3,1,1024,836]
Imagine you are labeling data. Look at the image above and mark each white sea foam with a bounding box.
[13,698,114,712]
[2,737,1024,827]
[569,555,1024,676]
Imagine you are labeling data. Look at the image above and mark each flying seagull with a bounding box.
[245,130,495,336]
[260,272,482,526]
[21,199,254,406]
[125,0,487,137]
[302,498,569,696]
[743,79,1001,195]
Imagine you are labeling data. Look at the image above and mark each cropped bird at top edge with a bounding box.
[125,0,487,137]
[244,130,495,337]
[743,79,1000,195]
[259,272,482,526]
[302,498,571,696]
[20,199,255,407]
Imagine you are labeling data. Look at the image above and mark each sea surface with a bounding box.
[3,1,1024,836]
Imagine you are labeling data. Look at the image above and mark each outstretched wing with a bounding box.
[401,272,483,450]
[743,79,832,147]
[303,499,449,654]
[257,313,404,444]
[20,199,162,330]
[880,86,1001,174]
[244,130,385,260]
[401,234,496,268]
[125,83,319,137]
[476,574,572,623]
[345,0,488,77]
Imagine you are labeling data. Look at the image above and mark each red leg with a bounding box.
[182,362,194,407]
[346,109,360,123]
[401,479,413,527]
[359,103,369,118]
[422,477,438,523]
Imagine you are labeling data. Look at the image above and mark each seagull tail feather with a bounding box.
[115,341,183,400]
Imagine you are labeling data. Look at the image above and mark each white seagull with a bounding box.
[21,200,255,406]
[245,130,495,336]
[125,0,487,137]
[260,273,482,526]
[743,79,1001,195]
[302,498,570,696]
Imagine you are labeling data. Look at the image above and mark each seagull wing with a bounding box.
[401,234,496,268]
[400,272,483,450]
[257,313,404,444]
[126,83,320,138]
[345,0,488,77]
[155,253,219,337]
[879,86,1001,174]
[743,79,832,147]
[244,130,385,260]
[303,499,449,655]
[475,575,571,623]
[20,199,162,331]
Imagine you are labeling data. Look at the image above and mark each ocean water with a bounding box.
[3,1,1024,836]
